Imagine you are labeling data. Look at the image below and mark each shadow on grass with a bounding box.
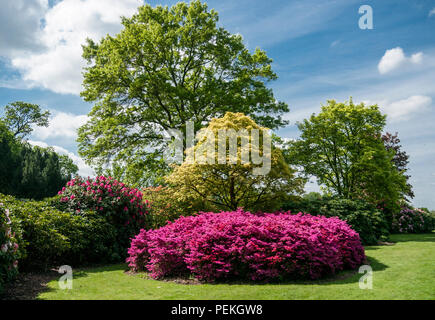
[119,254,389,287]
[388,232,435,243]
[1,270,59,300]
[2,264,128,300]
[206,255,388,287]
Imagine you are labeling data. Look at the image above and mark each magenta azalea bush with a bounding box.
[392,206,434,233]
[0,202,20,293]
[58,176,150,252]
[127,210,366,282]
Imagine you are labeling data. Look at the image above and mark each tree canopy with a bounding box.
[78,0,289,186]
[2,101,50,138]
[382,132,414,199]
[0,118,78,200]
[166,112,304,211]
[286,99,409,209]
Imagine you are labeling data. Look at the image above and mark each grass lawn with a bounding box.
[37,233,435,300]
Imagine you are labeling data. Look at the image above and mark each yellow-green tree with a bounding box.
[166,112,304,212]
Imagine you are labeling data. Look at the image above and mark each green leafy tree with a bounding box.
[58,154,79,179]
[382,132,414,199]
[78,0,289,186]
[286,99,409,210]
[2,101,50,138]
[0,122,78,199]
[0,121,21,195]
[166,112,304,212]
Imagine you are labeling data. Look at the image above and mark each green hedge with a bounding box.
[0,194,120,271]
[281,196,389,245]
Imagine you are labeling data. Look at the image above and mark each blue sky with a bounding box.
[0,0,434,208]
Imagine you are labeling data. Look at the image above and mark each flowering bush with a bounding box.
[58,176,149,252]
[392,207,434,233]
[0,202,21,294]
[127,210,366,282]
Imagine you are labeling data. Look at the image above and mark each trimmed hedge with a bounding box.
[127,210,366,282]
[282,197,389,245]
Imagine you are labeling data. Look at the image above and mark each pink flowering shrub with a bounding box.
[0,202,21,293]
[58,176,150,253]
[392,206,434,233]
[127,210,366,282]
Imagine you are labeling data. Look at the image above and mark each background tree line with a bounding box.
[0,102,78,200]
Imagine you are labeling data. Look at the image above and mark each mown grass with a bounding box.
[38,233,435,300]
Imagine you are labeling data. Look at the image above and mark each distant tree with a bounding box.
[0,122,78,199]
[0,121,21,195]
[2,101,50,138]
[58,154,79,179]
[78,0,289,186]
[382,132,414,199]
[286,99,408,211]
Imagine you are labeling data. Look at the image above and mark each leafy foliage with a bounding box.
[392,206,435,233]
[166,112,304,211]
[78,0,289,186]
[58,176,149,253]
[281,196,389,245]
[2,101,50,138]
[127,210,365,282]
[286,99,409,212]
[0,121,78,199]
[0,193,119,271]
[382,132,414,199]
[0,201,22,294]
[141,186,214,229]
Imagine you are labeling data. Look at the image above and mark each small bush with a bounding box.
[0,201,22,294]
[142,186,216,229]
[282,197,389,245]
[58,176,149,251]
[1,194,119,271]
[392,206,435,233]
[127,210,365,282]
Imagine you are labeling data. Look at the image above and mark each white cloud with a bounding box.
[379,95,432,122]
[32,111,88,140]
[0,0,48,56]
[429,8,435,17]
[8,0,142,95]
[410,52,423,64]
[28,140,95,177]
[378,47,423,74]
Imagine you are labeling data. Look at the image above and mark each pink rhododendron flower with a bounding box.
[127,210,366,282]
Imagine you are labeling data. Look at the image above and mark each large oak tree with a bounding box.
[78,1,289,186]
